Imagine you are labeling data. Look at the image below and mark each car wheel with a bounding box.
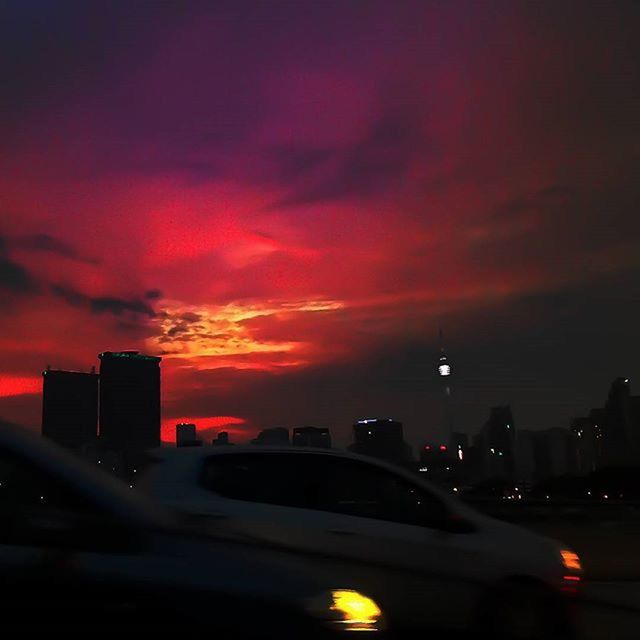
[474,580,572,640]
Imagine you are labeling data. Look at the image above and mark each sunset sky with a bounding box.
[1,1,639,448]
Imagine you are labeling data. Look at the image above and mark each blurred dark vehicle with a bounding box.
[0,422,382,638]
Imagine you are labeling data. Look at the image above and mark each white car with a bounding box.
[141,446,584,639]
[0,423,383,636]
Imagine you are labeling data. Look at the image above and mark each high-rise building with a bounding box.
[98,351,161,471]
[349,418,411,464]
[418,443,453,481]
[474,406,516,481]
[601,377,640,466]
[251,427,290,446]
[176,422,198,447]
[292,426,332,448]
[529,427,577,481]
[570,416,602,473]
[42,368,98,452]
[515,430,537,485]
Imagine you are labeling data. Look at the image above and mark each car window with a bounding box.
[201,452,449,528]
[313,457,449,528]
[199,453,315,509]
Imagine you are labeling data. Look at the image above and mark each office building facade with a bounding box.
[42,368,98,452]
[349,418,411,464]
[176,422,198,447]
[99,351,161,470]
[292,426,331,448]
[251,427,290,446]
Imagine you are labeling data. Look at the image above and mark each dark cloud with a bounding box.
[272,106,429,208]
[13,233,99,264]
[271,145,335,181]
[0,236,38,296]
[0,257,37,295]
[50,284,156,318]
[90,296,155,317]
[167,322,191,338]
[464,178,640,286]
[49,284,87,307]
[154,309,212,348]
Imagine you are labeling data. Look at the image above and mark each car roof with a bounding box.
[151,444,420,472]
[150,444,379,463]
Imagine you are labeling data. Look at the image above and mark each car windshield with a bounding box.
[2,1,639,637]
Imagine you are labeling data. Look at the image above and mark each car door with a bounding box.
[302,454,489,628]
[196,451,332,549]
[196,451,485,629]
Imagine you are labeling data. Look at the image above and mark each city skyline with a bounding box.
[38,346,639,467]
[1,2,639,448]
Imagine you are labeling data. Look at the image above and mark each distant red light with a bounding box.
[439,445,447,451]
[424,445,431,451]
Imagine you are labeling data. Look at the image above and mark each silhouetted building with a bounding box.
[349,418,411,464]
[42,368,98,452]
[601,378,640,467]
[571,416,602,473]
[474,406,516,481]
[516,430,537,485]
[176,422,199,447]
[212,431,233,446]
[418,442,454,482]
[251,427,290,446]
[516,427,579,483]
[98,351,161,472]
[419,442,450,466]
[531,427,578,481]
[292,426,331,448]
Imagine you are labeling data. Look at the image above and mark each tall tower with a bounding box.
[437,329,453,442]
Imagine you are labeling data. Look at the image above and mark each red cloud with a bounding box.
[0,376,41,399]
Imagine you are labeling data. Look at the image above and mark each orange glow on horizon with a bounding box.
[147,298,344,370]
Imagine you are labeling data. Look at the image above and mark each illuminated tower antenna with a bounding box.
[437,329,453,441]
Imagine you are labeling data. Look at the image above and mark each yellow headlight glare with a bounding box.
[306,589,384,632]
